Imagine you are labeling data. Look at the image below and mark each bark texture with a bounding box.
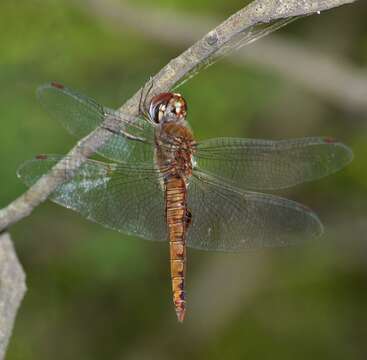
[0,233,26,359]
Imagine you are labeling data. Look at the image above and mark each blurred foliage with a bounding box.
[0,0,367,359]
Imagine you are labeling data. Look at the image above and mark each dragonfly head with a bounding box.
[149,92,187,124]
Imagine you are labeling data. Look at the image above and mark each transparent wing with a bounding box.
[194,137,353,191]
[17,155,167,241]
[174,17,297,89]
[186,171,323,251]
[37,83,155,163]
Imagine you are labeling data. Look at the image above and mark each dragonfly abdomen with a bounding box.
[165,175,188,322]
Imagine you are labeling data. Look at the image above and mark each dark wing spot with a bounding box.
[51,82,65,89]
[36,154,48,160]
[324,137,336,144]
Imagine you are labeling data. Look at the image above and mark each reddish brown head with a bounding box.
[149,92,187,124]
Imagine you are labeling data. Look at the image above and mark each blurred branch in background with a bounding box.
[0,0,357,233]
[81,0,367,114]
[0,232,26,359]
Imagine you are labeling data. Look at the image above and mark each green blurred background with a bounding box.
[1,0,367,359]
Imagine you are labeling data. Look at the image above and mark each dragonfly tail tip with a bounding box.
[176,308,186,323]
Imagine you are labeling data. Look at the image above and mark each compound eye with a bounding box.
[150,103,164,123]
[149,93,173,123]
[172,97,187,118]
[173,103,180,115]
[153,106,161,124]
[157,104,167,122]
[152,105,160,123]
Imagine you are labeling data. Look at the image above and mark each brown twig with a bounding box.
[0,0,357,231]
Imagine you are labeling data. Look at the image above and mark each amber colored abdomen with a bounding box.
[165,175,187,322]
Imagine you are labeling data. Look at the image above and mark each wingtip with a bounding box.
[323,137,354,166]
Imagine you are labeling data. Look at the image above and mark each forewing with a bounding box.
[17,155,167,241]
[194,137,353,190]
[186,172,323,252]
[37,83,155,163]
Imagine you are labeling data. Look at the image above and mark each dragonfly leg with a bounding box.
[139,77,155,123]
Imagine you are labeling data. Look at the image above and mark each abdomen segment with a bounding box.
[165,175,188,322]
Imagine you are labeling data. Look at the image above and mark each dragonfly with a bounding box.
[18,82,353,321]
[17,16,353,322]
